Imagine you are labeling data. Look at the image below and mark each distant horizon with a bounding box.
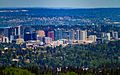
[0,0,120,9]
[0,7,120,9]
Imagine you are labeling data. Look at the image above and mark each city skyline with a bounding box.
[0,0,120,8]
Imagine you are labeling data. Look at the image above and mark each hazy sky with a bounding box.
[0,0,120,8]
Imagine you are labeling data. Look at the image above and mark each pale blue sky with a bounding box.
[0,0,120,8]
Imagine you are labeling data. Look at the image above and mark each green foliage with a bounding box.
[66,72,78,75]
[3,67,35,75]
[0,40,120,75]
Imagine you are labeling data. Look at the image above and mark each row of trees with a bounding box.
[1,66,120,75]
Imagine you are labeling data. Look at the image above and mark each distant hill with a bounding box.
[0,8,120,27]
[0,8,120,17]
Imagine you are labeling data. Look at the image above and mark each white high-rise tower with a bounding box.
[80,30,87,41]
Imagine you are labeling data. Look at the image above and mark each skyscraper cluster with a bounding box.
[0,25,119,48]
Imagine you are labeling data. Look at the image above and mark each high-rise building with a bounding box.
[24,27,37,41]
[3,26,23,42]
[68,30,75,40]
[48,31,54,41]
[2,36,9,43]
[37,30,45,42]
[3,27,14,41]
[75,30,80,40]
[14,26,23,38]
[32,31,37,40]
[14,26,20,36]
[37,30,45,37]
[112,31,118,39]
[102,33,111,41]
[63,31,69,39]
[101,32,111,43]
[54,29,63,41]
[80,30,87,41]
[106,33,111,41]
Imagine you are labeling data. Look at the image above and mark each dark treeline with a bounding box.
[1,66,120,75]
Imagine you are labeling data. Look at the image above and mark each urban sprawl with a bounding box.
[0,25,119,49]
